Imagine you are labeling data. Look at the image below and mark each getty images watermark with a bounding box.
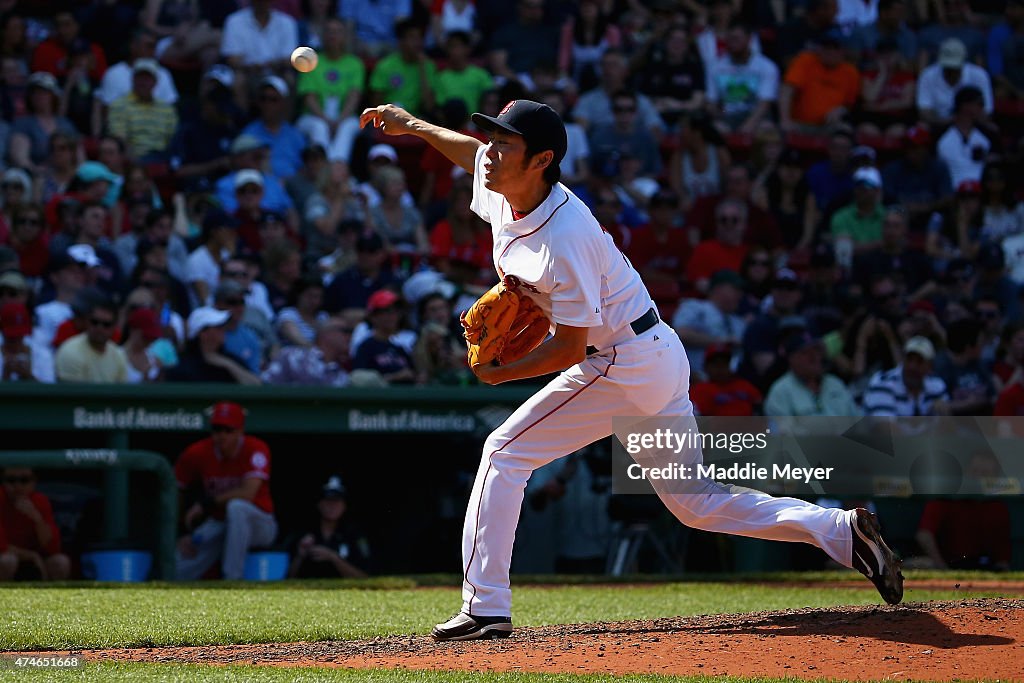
[622,427,834,486]
[610,416,1024,497]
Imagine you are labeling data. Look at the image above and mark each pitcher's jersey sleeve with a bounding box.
[548,220,604,328]
[470,145,500,223]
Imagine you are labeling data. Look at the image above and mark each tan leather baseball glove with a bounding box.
[461,278,550,367]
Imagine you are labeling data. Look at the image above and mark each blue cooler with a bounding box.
[244,551,289,581]
[81,550,152,582]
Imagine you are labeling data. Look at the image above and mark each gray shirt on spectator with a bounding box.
[572,89,665,134]
[671,299,745,376]
[11,116,78,165]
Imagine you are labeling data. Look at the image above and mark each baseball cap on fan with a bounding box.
[903,335,936,361]
[938,38,967,69]
[472,100,568,166]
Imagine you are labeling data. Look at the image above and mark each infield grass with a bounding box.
[0,571,1015,651]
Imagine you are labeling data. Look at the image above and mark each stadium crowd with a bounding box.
[0,0,1023,418]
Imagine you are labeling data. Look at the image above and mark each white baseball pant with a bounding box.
[461,321,856,616]
[176,499,278,580]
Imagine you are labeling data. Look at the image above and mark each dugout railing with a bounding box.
[0,449,177,579]
[1,385,1021,573]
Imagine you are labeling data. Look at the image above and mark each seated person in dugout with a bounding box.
[175,401,278,580]
[0,467,70,580]
[289,475,370,578]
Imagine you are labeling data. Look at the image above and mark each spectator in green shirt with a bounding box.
[296,16,367,165]
[369,19,437,118]
[435,31,494,114]
[830,166,886,265]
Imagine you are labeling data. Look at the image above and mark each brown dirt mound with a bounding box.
[55,599,1024,680]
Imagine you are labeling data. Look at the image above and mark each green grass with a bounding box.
[0,663,867,683]
[0,572,1015,651]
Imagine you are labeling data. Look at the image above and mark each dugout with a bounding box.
[0,383,534,576]
[1,383,1021,576]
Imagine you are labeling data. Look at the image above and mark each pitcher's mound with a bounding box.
[80,598,1023,681]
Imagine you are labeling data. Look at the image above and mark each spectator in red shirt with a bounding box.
[0,467,70,580]
[690,344,763,416]
[590,186,631,251]
[31,10,107,82]
[686,163,782,249]
[915,452,1011,570]
[686,197,750,293]
[993,322,1024,393]
[4,204,50,279]
[428,174,492,276]
[626,188,691,289]
[174,401,278,580]
[994,376,1024,415]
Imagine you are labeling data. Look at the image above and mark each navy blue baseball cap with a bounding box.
[203,208,238,232]
[472,99,568,165]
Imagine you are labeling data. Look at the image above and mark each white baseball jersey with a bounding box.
[456,140,856,620]
[469,145,655,349]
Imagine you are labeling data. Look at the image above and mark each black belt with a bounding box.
[586,307,659,355]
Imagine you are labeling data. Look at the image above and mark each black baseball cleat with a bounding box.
[431,612,513,641]
[851,508,904,605]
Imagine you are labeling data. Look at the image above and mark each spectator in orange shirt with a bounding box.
[686,198,750,293]
[691,344,763,416]
[779,30,860,132]
[0,467,71,580]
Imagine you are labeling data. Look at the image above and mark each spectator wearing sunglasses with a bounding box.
[686,198,750,294]
[0,467,70,581]
[5,204,50,280]
[175,401,278,580]
[54,294,128,383]
[221,256,273,324]
[215,258,277,362]
[214,280,266,373]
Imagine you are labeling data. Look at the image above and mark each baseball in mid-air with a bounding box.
[290,46,318,73]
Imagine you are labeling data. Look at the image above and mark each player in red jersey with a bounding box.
[174,401,277,580]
